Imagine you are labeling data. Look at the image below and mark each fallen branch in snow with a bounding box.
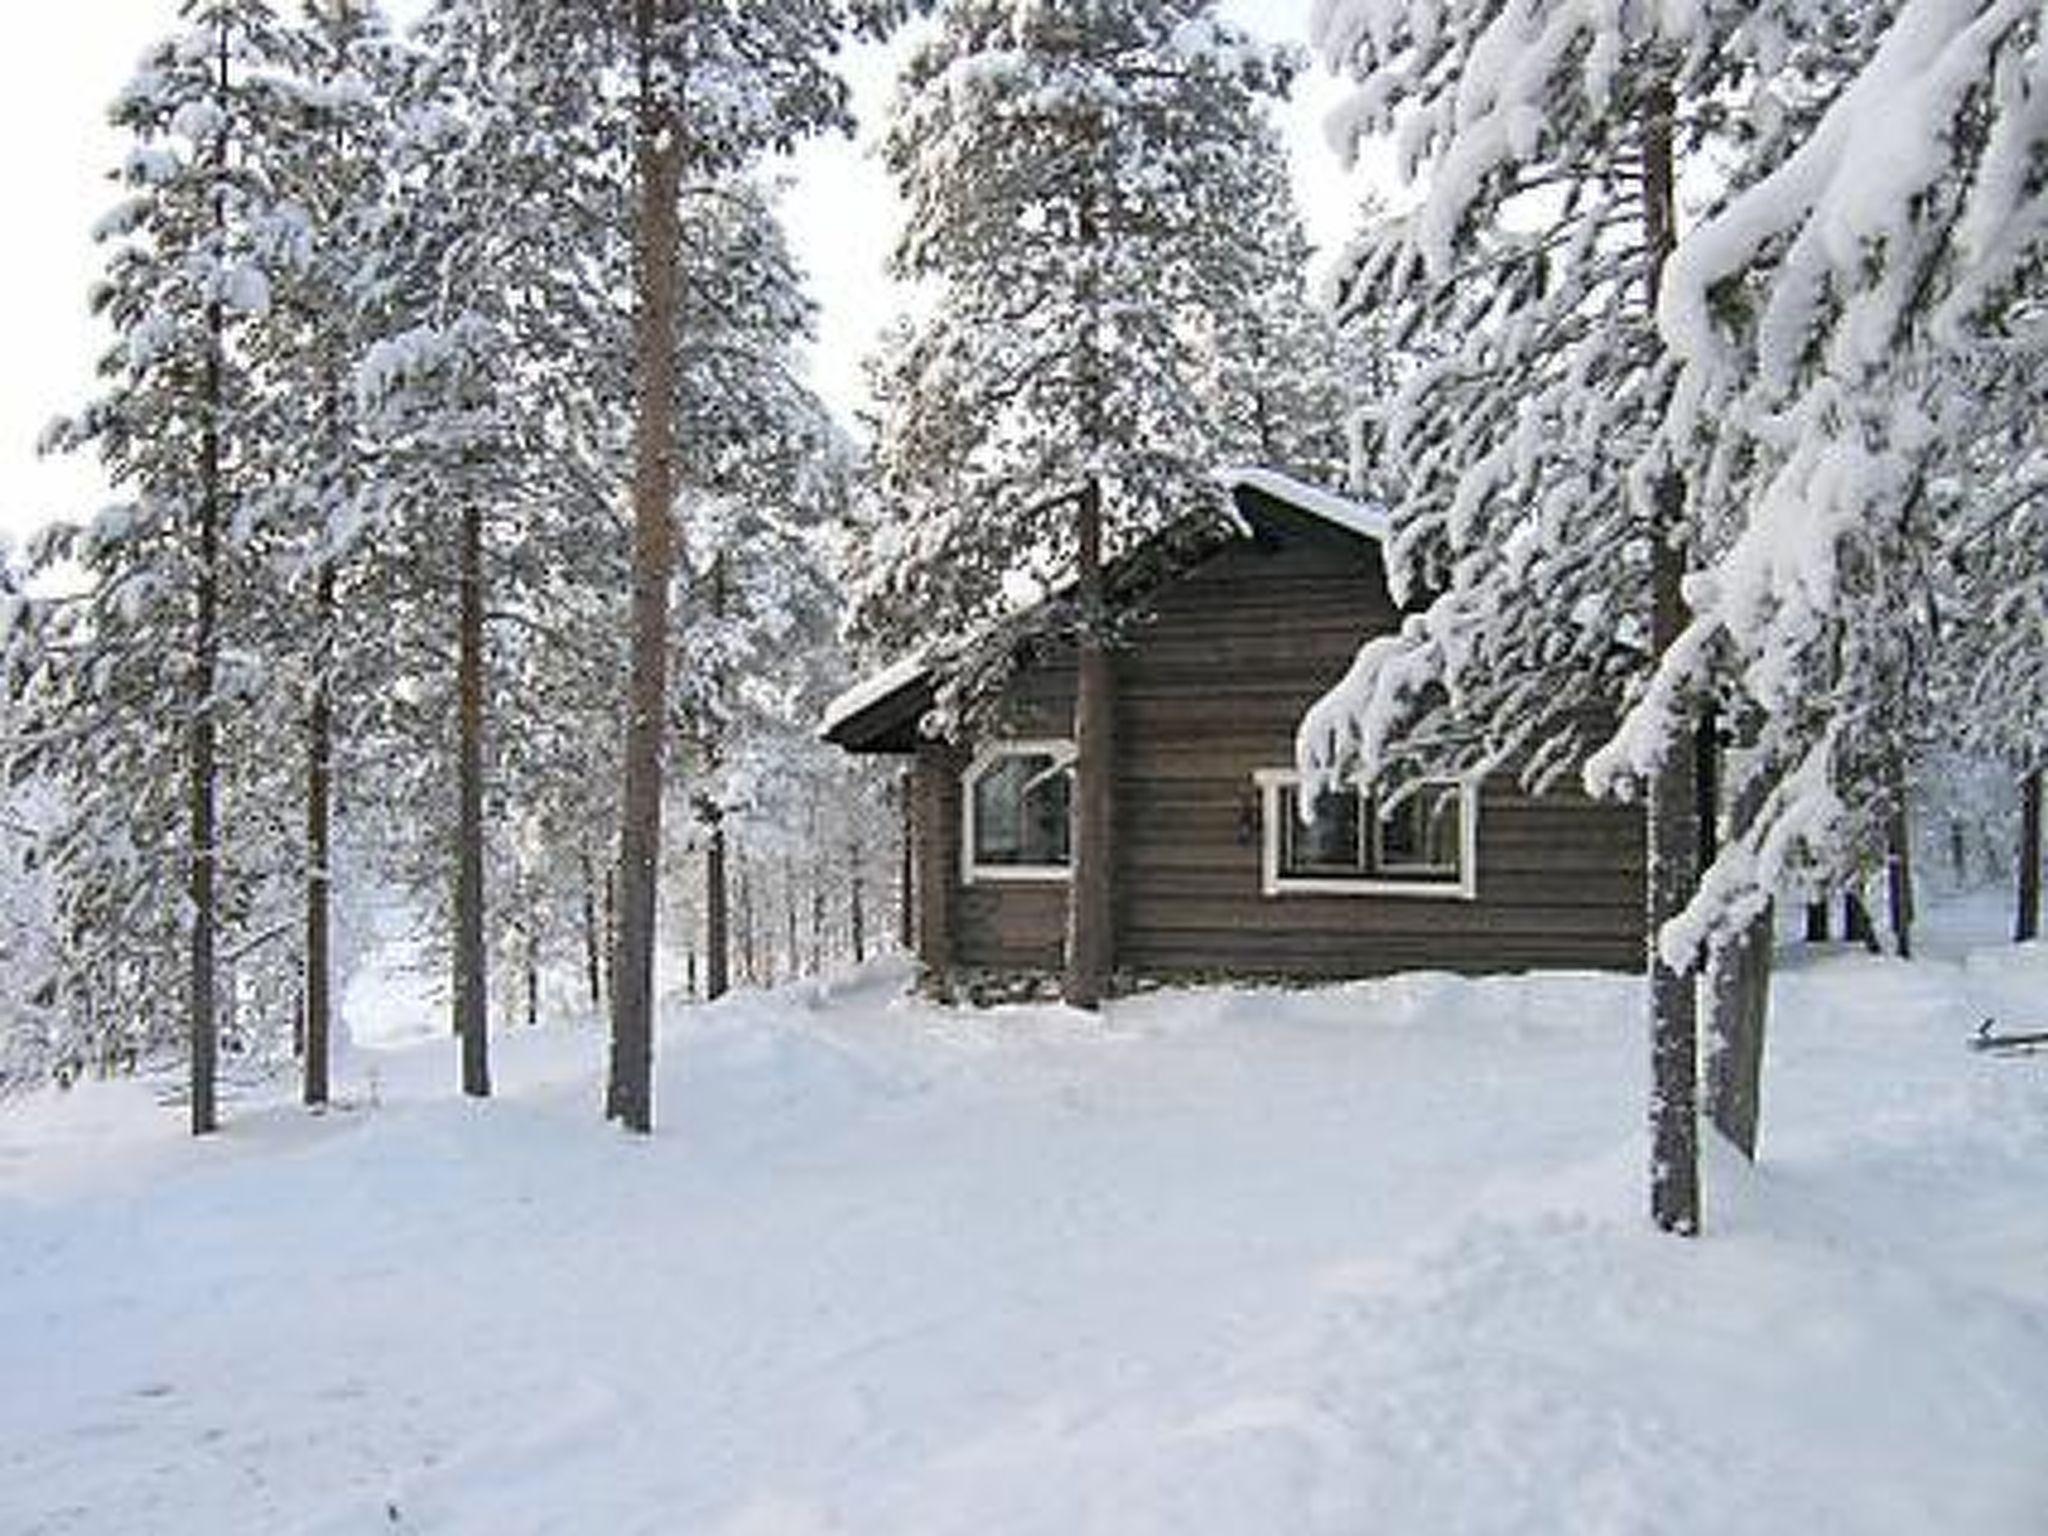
[1970,1018,2048,1054]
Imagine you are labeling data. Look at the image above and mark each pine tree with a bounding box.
[1302,1,1868,1230]
[867,0,1294,1006]
[35,0,309,1133]
[508,0,898,1130]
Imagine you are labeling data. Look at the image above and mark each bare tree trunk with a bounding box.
[1843,890,1878,951]
[704,812,729,1000]
[523,900,540,1028]
[607,9,682,1134]
[188,23,228,1138]
[454,488,490,1099]
[783,853,799,983]
[1063,110,1114,1010]
[897,769,914,953]
[1065,477,1115,1009]
[738,848,757,987]
[581,849,603,1012]
[1885,756,1914,960]
[1643,80,1698,1236]
[2017,766,2041,942]
[303,561,334,1108]
[1706,760,1771,1160]
[849,834,866,965]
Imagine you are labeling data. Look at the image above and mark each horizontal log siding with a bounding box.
[944,521,1646,978]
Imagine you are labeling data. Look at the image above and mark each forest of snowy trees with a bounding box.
[0,0,2043,1239]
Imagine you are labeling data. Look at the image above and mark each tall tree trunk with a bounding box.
[454,489,489,1098]
[738,849,757,987]
[1065,477,1115,1009]
[1706,760,1771,1160]
[2017,766,2041,942]
[188,23,229,1138]
[704,812,729,1000]
[524,910,539,1028]
[1843,890,1877,951]
[897,769,914,954]
[607,15,682,1134]
[1804,899,1831,942]
[581,849,603,1012]
[1885,755,1914,960]
[1064,98,1114,1011]
[1643,80,1699,1236]
[303,561,335,1109]
[849,834,867,965]
[783,853,799,983]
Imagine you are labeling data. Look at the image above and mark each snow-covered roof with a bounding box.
[824,469,1386,751]
[1215,466,1391,544]
[820,650,932,739]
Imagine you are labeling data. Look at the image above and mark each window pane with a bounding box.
[973,752,1071,866]
[1375,784,1462,875]
[1281,785,1366,875]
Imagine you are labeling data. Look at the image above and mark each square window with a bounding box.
[1280,785,1366,877]
[965,746,1073,876]
[1374,783,1463,876]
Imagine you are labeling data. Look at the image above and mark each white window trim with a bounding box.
[1252,768,1479,901]
[961,739,1076,885]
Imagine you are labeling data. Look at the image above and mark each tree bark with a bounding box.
[1063,103,1114,1010]
[849,834,866,965]
[1706,761,1771,1160]
[1843,890,1877,951]
[1885,755,1914,960]
[188,20,229,1138]
[704,812,729,1000]
[2017,767,2041,942]
[738,850,757,987]
[581,849,603,1012]
[607,12,682,1134]
[454,488,489,1099]
[524,910,539,1028]
[1642,80,1699,1236]
[1064,476,1115,1009]
[303,561,335,1109]
[897,769,915,954]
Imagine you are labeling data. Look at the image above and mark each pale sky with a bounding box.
[0,2,1363,550]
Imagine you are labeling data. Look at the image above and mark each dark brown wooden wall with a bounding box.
[935,517,1647,980]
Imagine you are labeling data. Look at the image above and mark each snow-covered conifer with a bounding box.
[864,0,1294,1005]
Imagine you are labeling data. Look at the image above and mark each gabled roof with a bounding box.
[822,468,1387,754]
[1213,466,1390,544]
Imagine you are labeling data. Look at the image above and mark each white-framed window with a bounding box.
[1253,769,1478,900]
[961,740,1075,883]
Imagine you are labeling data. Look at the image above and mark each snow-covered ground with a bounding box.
[3,911,2045,1534]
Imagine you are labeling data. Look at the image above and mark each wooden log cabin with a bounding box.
[824,469,1646,988]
